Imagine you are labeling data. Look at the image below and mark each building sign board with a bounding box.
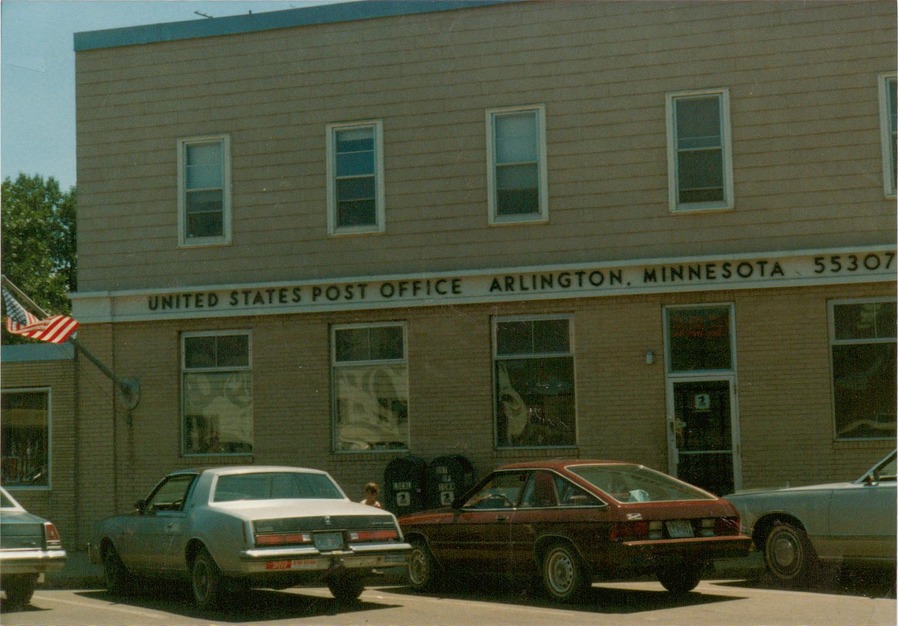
[71,247,896,323]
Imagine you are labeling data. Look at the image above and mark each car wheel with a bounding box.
[191,548,223,610]
[764,522,818,584]
[3,574,37,610]
[103,545,134,595]
[657,561,703,594]
[327,572,365,602]
[408,540,439,592]
[541,542,589,603]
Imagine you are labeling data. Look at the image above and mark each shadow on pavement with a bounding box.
[716,566,896,600]
[64,583,401,623]
[384,577,746,615]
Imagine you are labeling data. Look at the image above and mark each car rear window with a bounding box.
[568,464,716,503]
[214,472,344,502]
[0,489,18,509]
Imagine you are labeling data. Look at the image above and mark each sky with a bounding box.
[1,0,338,191]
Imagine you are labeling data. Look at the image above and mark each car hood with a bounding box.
[397,507,458,526]
[208,498,396,521]
[726,481,855,498]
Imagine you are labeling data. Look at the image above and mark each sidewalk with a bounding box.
[42,550,763,591]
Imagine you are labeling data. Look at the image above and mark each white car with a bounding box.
[89,466,411,609]
[0,486,67,609]
[725,450,896,584]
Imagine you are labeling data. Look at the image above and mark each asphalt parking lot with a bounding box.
[3,552,893,626]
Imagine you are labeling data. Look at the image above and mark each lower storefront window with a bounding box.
[494,316,576,448]
[332,323,409,451]
[831,300,897,440]
[1,390,50,487]
[182,332,253,455]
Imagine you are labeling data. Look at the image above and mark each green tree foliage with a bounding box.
[1,174,77,324]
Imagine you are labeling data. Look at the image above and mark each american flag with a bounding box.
[2,287,79,344]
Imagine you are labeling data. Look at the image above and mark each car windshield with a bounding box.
[213,472,344,502]
[867,452,896,481]
[568,464,716,503]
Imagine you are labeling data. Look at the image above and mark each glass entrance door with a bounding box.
[669,379,736,495]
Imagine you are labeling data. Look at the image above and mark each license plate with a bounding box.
[313,532,344,551]
[666,520,694,538]
[266,559,319,570]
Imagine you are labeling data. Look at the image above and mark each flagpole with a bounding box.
[1,275,140,410]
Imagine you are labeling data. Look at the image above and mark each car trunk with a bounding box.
[1,513,47,550]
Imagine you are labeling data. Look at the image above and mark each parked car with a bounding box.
[89,466,411,609]
[0,486,67,610]
[398,459,751,602]
[725,449,896,585]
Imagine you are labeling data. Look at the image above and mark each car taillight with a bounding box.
[610,521,651,541]
[349,529,399,542]
[44,522,62,549]
[255,532,312,546]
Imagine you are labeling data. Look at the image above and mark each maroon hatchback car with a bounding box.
[399,460,750,602]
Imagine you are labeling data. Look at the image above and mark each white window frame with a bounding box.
[828,298,897,441]
[331,322,409,453]
[177,135,231,247]
[486,105,549,225]
[665,88,734,212]
[181,330,253,456]
[663,303,737,375]
[878,73,897,198]
[1,387,52,490]
[326,120,385,236]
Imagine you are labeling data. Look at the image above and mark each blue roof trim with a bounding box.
[75,0,520,51]
[2,343,75,363]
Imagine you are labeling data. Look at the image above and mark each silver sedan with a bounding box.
[725,450,896,584]
[89,466,411,609]
[0,486,67,609]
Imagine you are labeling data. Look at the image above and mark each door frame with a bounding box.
[665,374,743,492]
[662,303,742,492]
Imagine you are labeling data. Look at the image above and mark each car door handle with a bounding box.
[495,515,509,522]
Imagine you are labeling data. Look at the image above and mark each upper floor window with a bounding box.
[879,73,897,197]
[666,89,733,212]
[182,331,253,455]
[178,135,231,246]
[487,105,548,224]
[332,323,408,451]
[327,121,385,235]
[830,299,896,440]
[494,316,575,448]
[1,389,50,488]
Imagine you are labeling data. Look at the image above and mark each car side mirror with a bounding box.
[451,498,465,511]
[134,499,148,514]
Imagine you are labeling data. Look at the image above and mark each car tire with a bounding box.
[764,521,818,584]
[657,561,703,594]
[191,548,223,610]
[408,540,439,592]
[103,545,134,595]
[327,572,365,602]
[541,542,589,603]
[3,574,37,610]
